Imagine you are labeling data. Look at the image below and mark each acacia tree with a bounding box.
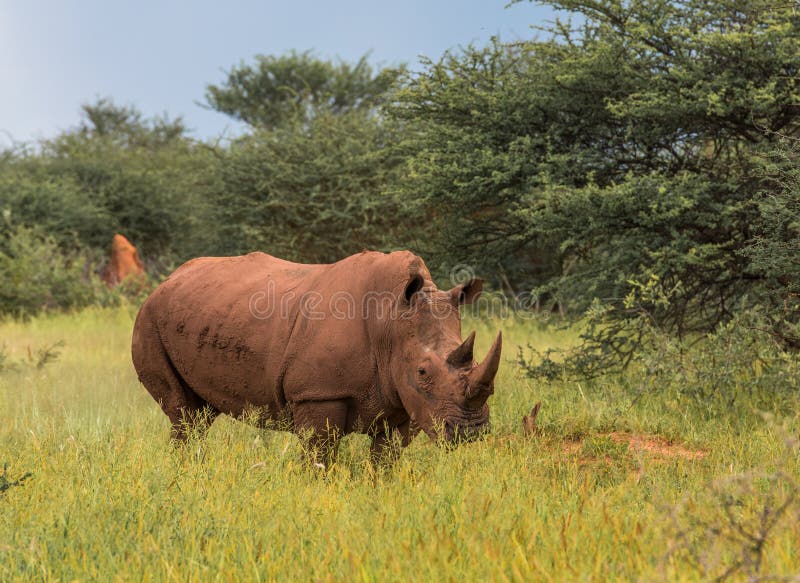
[392,0,800,350]
[205,52,412,262]
[743,141,800,348]
[205,50,403,129]
[211,109,407,262]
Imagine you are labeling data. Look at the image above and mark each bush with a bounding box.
[742,141,800,349]
[520,284,800,404]
[0,99,220,267]
[212,109,409,262]
[0,220,98,318]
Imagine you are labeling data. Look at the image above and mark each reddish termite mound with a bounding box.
[101,234,145,287]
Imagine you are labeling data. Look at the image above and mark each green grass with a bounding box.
[1,307,799,581]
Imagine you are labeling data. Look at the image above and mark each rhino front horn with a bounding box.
[447,331,476,368]
[466,331,502,399]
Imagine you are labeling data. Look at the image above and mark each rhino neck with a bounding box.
[373,351,404,413]
[360,251,434,421]
[368,321,406,417]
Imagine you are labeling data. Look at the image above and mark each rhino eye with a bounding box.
[417,367,427,376]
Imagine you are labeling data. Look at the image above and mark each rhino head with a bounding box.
[392,273,502,444]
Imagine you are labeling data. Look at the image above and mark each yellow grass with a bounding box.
[1,307,799,581]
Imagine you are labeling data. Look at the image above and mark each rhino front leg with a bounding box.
[369,432,401,467]
[292,400,348,468]
[370,419,415,467]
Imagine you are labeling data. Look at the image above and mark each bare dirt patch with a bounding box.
[556,432,707,463]
[519,403,705,462]
[607,432,707,460]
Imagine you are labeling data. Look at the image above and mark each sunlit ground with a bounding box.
[1,307,798,581]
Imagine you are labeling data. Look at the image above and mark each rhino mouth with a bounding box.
[440,419,491,445]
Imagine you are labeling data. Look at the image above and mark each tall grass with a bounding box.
[1,308,798,581]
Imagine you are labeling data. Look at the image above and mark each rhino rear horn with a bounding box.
[447,331,476,368]
[466,331,502,399]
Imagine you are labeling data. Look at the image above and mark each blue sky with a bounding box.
[0,1,554,145]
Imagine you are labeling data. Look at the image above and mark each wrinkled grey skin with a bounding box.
[131,250,502,465]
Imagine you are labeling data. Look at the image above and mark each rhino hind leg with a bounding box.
[168,401,220,442]
[145,358,219,441]
[133,323,219,441]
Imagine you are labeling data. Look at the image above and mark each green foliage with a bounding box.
[78,97,187,148]
[743,140,800,347]
[390,39,555,284]
[32,340,65,370]
[521,275,678,380]
[393,0,800,339]
[522,292,800,407]
[205,51,404,129]
[204,52,412,261]
[0,158,105,253]
[0,221,96,318]
[212,107,409,262]
[0,99,219,263]
[635,310,800,406]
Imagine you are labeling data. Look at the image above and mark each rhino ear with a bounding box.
[404,274,425,303]
[450,278,484,306]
